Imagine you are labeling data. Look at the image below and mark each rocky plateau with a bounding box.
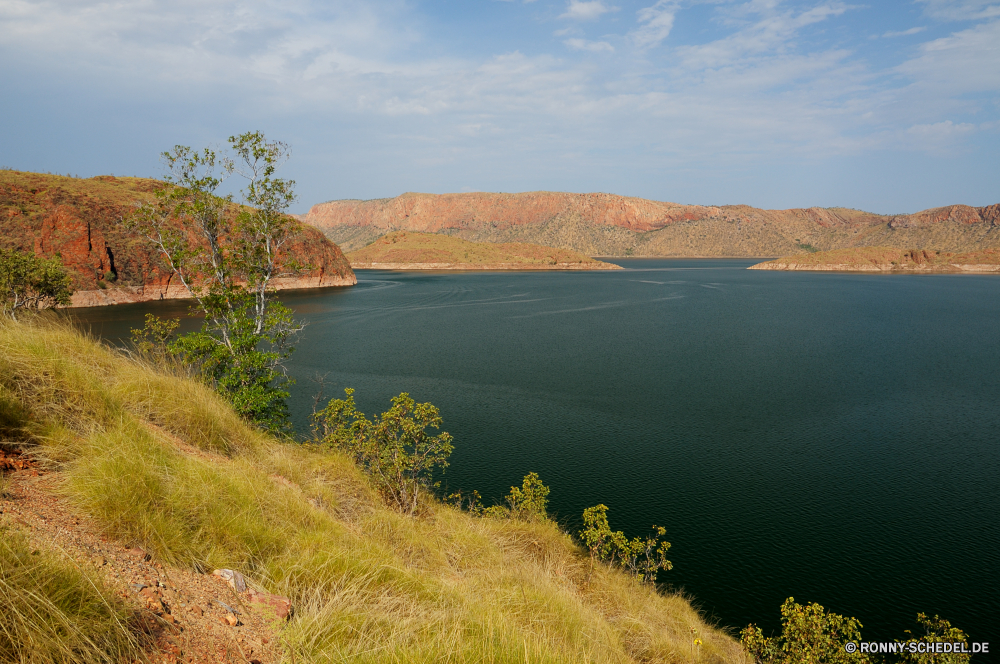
[299,191,1000,258]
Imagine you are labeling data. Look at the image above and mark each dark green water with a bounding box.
[72,259,999,645]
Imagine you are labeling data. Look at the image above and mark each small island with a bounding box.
[748,246,1000,272]
[347,231,622,270]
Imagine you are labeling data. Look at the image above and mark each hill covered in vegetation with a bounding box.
[347,231,621,270]
[299,191,1000,258]
[0,170,355,307]
[0,316,747,663]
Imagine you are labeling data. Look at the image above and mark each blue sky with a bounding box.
[1,0,998,213]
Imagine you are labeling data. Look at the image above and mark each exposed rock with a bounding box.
[300,191,1000,257]
[1,170,356,308]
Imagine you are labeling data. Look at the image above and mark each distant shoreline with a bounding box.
[350,261,621,271]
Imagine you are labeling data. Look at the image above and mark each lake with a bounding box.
[71,259,999,644]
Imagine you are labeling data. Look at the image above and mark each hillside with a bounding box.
[748,247,1000,272]
[0,316,748,663]
[0,170,356,307]
[299,191,1000,257]
[347,231,622,270]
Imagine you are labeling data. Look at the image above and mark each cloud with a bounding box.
[895,19,1000,94]
[917,0,1000,21]
[670,2,850,71]
[559,0,617,21]
[882,26,927,37]
[564,38,615,52]
[630,0,677,48]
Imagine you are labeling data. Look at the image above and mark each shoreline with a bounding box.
[66,273,357,308]
[748,262,1000,273]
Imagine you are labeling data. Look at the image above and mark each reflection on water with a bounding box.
[70,259,999,642]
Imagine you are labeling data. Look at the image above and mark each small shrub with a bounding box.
[897,613,970,664]
[314,388,454,514]
[130,313,180,364]
[741,597,869,663]
[505,471,550,520]
[580,503,672,583]
[448,472,550,521]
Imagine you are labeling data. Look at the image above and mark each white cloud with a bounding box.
[882,26,927,37]
[895,19,1000,94]
[665,2,850,71]
[559,0,617,21]
[630,0,677,48]
[564,38,615,52]
[917,0,1000,21]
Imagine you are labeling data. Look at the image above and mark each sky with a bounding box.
[1,0,998,214]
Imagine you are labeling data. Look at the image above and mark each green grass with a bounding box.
[0,315,748,663]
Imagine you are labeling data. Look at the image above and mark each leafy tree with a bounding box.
[741,598,870,664]
[0,248,73,319]
[579,504,672,583]
[123,132,304,431]
[314,388,454,514]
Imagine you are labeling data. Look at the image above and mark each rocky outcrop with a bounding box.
[299,192,1000,258]
[1,171,356,308]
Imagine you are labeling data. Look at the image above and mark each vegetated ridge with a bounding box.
[0,316,748,663]
[299,191,1000,257]
[748,247,1000,272]
[1,170,356,307]
[347,230,622,270]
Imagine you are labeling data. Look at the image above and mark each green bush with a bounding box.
[580,503,672,583]
[0,248,73,318]
[314,388,454,514]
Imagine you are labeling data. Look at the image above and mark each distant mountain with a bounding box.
[298,191,1000,257]
[1,170,355,307]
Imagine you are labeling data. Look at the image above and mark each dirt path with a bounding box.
[1,450,285,664]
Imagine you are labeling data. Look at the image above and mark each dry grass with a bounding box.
[347,231,616,267]
[0,314,749,664]
[0,527,141,664]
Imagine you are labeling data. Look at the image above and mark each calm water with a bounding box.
[72,259,999,645]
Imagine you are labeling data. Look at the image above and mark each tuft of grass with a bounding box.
[0,314,749,663]
[0,527,141,664]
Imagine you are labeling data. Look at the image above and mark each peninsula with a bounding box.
[748,247,1000,272]
[347,231,621,270]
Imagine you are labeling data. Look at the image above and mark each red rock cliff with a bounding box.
[1,171,356,307]
[299,192,1000,257]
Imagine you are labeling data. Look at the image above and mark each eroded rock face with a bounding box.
[304,191,721,236]
[299,191,1000,257]
[1,171,356,307]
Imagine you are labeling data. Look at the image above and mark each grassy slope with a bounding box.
[0,316,746,664]
[348,231,620,268]
[752,246,1000,268]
